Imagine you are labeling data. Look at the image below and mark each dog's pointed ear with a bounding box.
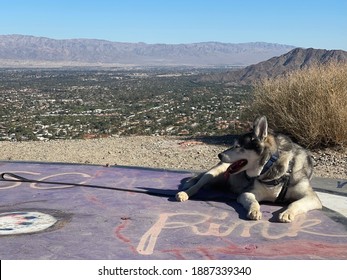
[253,116,268,140]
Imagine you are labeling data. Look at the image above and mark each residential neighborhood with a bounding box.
[0,68,251,141]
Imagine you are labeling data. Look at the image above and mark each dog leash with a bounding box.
[0,172,176,198]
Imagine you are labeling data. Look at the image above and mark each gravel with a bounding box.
[1,136,346,179]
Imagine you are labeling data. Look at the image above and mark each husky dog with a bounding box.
[176,116,322,223]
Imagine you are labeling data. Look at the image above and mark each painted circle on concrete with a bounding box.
[0,211,57,235]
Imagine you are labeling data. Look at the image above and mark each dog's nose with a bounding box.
[218,152,229,162]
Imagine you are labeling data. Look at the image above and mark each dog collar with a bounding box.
[224,151,280,182]
[260,151,279,175]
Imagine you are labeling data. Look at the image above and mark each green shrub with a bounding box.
[250,62,347,148]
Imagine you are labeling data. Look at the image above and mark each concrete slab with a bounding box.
[312,177,347,196]
[0,161,346,260]
[316,192,347,217]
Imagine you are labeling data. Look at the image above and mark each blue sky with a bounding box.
[0,0,346,50]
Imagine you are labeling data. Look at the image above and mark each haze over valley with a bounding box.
[0,35,295,67]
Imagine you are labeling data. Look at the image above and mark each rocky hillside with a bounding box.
[0,34,294,66]
[197,48,347,85]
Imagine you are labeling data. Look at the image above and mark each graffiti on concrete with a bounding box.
[0,163,346,259]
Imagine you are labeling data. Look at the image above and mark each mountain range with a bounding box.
[197,47,347,85]
[1,35,345,86]
[0,34,295,67]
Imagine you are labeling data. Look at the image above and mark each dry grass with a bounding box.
[250,61,347,148]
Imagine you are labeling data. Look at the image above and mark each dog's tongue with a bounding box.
[226,159,248,174]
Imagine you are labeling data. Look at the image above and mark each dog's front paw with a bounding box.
[247,209,262,220]
[279,211,295,223]
[176,191,189,202]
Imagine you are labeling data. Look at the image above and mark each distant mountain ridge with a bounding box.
[197,47,347,85]
[0,34,295,67]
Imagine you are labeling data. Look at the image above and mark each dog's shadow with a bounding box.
[267,205,290,223]
[173,176,288,223]
[137,176,288,223]
[173,176,249,220]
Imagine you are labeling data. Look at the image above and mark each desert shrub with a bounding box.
[250,61,347,148]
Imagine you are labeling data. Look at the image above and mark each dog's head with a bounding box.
[218,116,271,177]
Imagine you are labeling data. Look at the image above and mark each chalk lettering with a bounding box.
[136,212,347,255]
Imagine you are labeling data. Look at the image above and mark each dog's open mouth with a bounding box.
[226,159,248,174]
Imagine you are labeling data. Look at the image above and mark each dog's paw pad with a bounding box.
[279,211,295,223]
[176,191,189,202]
[247,210,262,220]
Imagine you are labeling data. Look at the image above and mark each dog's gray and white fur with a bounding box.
[176,116,322,223]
